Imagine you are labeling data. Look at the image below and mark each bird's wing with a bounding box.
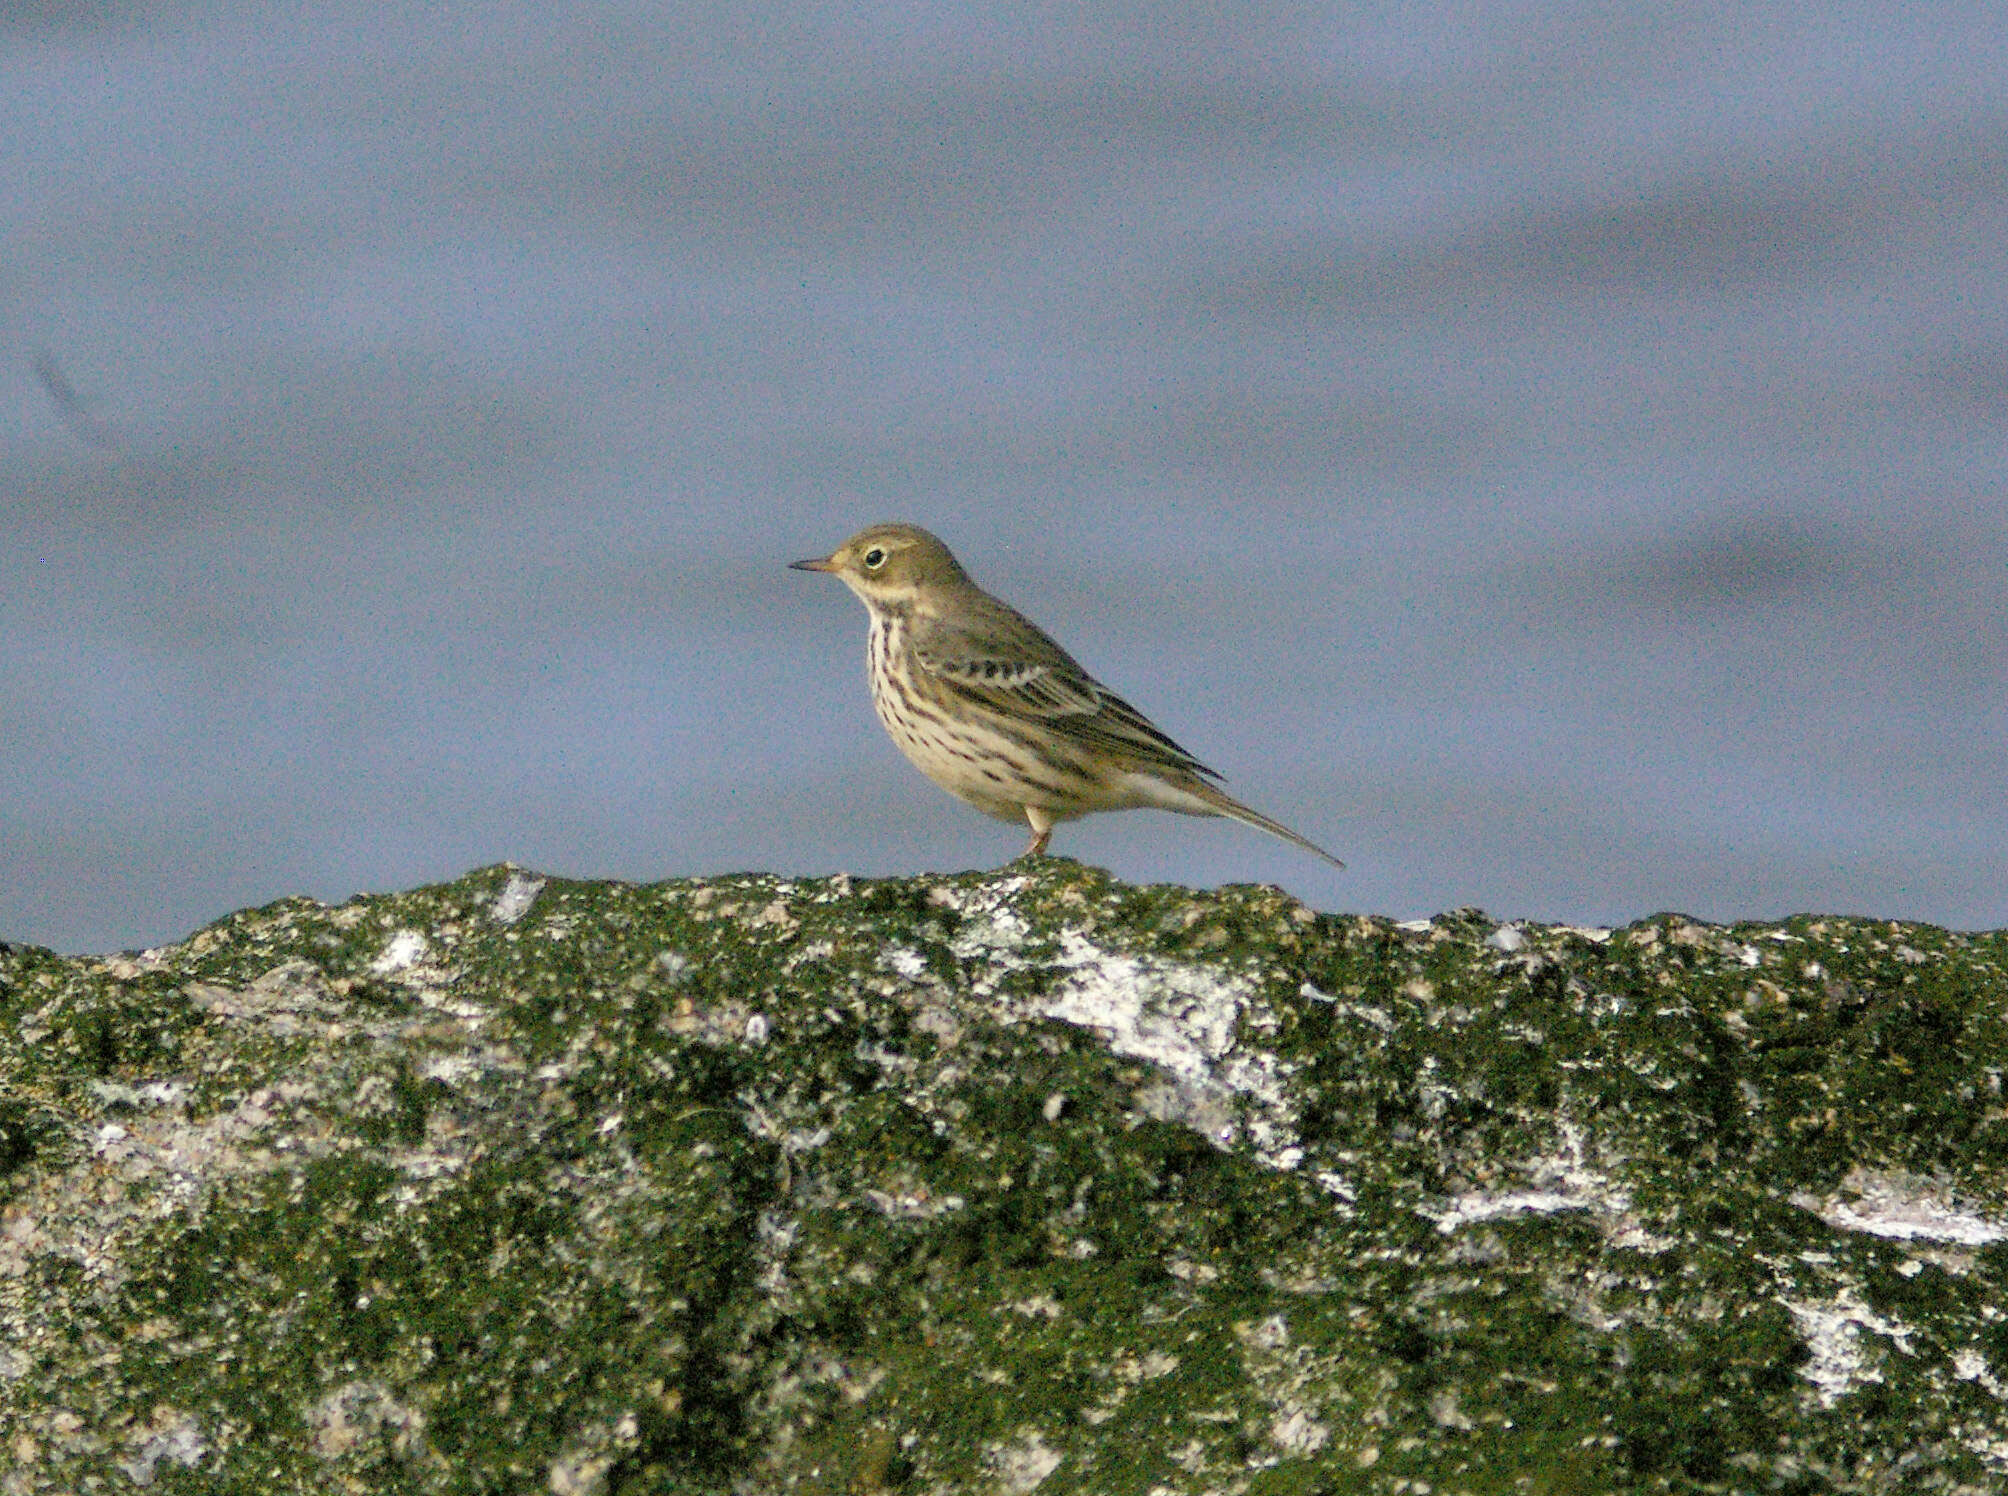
[909,604,1224,781]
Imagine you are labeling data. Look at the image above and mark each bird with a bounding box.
[791,523,1343,868]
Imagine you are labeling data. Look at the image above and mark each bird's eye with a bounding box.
[862,547,886,569]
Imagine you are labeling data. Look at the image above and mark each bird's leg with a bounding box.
[1018,806,1053,860]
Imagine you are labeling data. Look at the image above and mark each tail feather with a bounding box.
[1155,774,1346,870]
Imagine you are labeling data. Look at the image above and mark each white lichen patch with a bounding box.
[1780,1289,1916,1406]
[307,1380,426,1461]
[1271,1403,1331,1454]
[490,870,546,924]
[1963,1431,2008,1474]
[417,1053,484,1086]
[1955,1347,2008,1401]
[1430,1188,1594,1232]
[88,1079,189,1111]
[545,1410,639,1496]
[657,991,771,1051]
[97,949,170,981]
[941,883,1036,955]
[1233,1307,1351,1467]
[1085,1345,1183,1428]
[862,1188,965,1219]
[930,883,1304,1167]
[119,1407,207,1487]
[1428,1387,1477,1431]
[883,947,930,980]
[987,1428,1062,1492]
[1423,1122,1668,1249]
[184,960,343,1025]
[1792,1168,2008,1246]
[371,930,431,975]
[365,931,473,1011]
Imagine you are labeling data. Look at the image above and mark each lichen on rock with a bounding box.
[1,863,2006,1493]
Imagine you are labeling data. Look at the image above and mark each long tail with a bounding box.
[1172,776,1346,870]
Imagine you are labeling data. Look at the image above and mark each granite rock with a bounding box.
[1,863,2006,1493]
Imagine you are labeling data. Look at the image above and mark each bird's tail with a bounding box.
[1155,774,1346,870]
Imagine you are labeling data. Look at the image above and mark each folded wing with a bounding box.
[910,604,1224,782]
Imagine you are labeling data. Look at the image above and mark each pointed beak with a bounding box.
[790,555,837,573]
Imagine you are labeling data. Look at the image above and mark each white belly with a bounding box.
[866,614,1109,822]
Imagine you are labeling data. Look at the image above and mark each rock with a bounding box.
[1,863,2005,1493]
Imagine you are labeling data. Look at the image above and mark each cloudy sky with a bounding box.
[3,1,2003,952]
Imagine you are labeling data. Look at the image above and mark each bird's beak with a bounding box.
[790,555,837,573]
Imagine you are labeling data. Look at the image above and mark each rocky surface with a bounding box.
[2,863,2006,1494]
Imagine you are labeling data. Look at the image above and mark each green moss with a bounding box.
[2,869,2006,1492]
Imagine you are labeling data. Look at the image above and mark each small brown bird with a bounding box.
[792,523,1343,867]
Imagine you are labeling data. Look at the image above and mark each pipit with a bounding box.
[792,523,1343,867]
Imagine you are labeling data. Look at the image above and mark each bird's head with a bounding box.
[791,523,970,609]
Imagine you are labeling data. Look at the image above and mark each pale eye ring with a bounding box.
[862,546,886,569]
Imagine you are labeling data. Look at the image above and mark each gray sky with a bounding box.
[4,1,2004,952]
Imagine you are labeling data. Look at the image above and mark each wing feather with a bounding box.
[909,602,1224,781]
